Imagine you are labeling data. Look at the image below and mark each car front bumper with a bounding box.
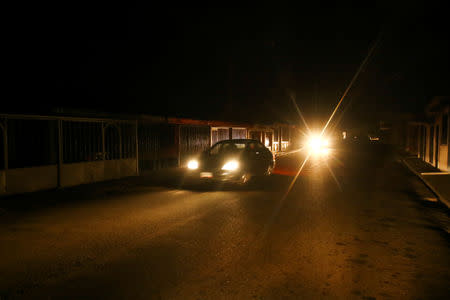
[188,169,246,183]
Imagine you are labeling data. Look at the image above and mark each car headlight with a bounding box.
[307,134,331,155]
[320,147,331,156]
[222,160,239,171]
[187,159,199,170]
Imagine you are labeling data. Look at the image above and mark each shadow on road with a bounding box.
[142,168,295,193]
[0,143,427,217]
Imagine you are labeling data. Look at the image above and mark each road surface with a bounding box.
[1,143,449,299]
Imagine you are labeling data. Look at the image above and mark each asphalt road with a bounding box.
[1,143,449,299]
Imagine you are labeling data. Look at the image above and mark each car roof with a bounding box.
[214,139,261,144]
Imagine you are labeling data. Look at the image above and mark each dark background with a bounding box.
[4,1,449,129]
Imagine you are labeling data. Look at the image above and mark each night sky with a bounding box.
[5,1,449,129]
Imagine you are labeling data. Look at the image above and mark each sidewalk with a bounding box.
[403,156,450,209]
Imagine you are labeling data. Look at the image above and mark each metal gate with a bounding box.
[138,123,178,171]
[211,127,229,145]
[179,125,210,166]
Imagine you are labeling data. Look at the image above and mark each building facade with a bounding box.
[0,113,297,196]
[406,97,450,171]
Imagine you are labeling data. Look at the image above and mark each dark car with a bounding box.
[186,139,275,184]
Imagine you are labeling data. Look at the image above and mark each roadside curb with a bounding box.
[402,159,450,209]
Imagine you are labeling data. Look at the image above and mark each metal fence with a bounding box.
[1,113,290,175]
[62,121,137,163]
[104,124,121,160]
[0,115,138,172]
[180,125,210,165]
[211,128,229,145]
[63,121,103,163]
[232,128,247,139]
[0,121,5,170]
[7,119,58,168]
[249,131,262,141]
[121,123,137,159]
[138,123,178,171]
[138,124,161,171]
[0,113,293,195]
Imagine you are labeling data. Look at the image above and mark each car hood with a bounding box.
[199,154,243,170]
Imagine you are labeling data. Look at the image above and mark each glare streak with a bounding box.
[324,160,342,191]
[330,155,345,167]
[290,93,311,134]
[281,153,310,201]
[320,34,382,137]
[275,34,382,216]
[264,153,310,233]
[275,146,306,157]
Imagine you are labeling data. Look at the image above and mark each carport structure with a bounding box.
[0,112,297,196]
[168,118,281,167]
[0,113,137,196]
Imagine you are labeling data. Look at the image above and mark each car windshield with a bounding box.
[209,141,247,155]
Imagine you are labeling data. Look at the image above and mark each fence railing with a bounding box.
[1,115,137,170]
[1,113,293,195]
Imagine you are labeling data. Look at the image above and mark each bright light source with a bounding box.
[187,160,199,170]
[320,148,331,155]
[307,134,331,155]
[222,160,239,171]
[309,137,322,152]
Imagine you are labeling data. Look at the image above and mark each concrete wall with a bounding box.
[61,161,104,187]
[0,159,137,196]
[438,145,448,171]
[61,158,137,187]
[432,108,449,171]
[3,165,58,195]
